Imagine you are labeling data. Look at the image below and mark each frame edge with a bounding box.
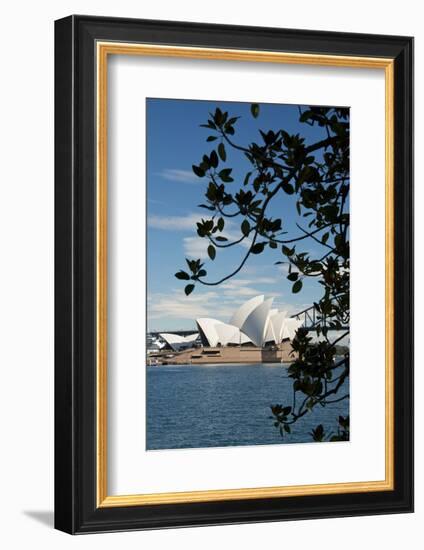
[54,15,77,535]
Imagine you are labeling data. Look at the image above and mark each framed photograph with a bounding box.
[54,15,413,534]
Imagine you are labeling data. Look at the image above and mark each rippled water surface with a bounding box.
[146,363,349,450]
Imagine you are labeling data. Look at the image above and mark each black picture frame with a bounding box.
[55,15,414,534]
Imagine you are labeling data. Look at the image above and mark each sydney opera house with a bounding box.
[158,295,302,352]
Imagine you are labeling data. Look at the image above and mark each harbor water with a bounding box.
[146,363,349,450]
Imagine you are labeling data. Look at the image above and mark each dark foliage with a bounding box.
[175,103,350,440]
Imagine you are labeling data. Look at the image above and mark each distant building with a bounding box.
[158,332,200,352]
[196,295,302,348]
[154,296,303,351]
[146,334,166,355]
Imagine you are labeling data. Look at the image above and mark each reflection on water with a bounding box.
[146,363,349,450]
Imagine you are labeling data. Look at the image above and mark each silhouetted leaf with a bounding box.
[282,182,294,195]
[282,245,295,256]
[208,245,216,260]
[218,143,226,161]
[175,270,190,280]
[251,103,260,118]
[184,284,195,296]
[219,168,233,182]
[251,242,265,254]
[311,424,325,442]
[299,109,314,123]
[241,219,250,237]
[292,280,303,293]
[243,171,252,186]
[210,150,219,169]
[192,164,205,177]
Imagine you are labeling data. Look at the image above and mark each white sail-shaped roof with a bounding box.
[196,318,222,347]
[269,311,287,344]
[215,323,239,347]
[197,319,254,347]
[239,331,253,345]
[241,297,274,347]
[229,295,264,329]
[159,332,199,351]
[264,308,278,343]
[182,297,305,349]
[281,318,303,341]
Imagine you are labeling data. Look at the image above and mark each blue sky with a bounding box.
[146,98,335,331]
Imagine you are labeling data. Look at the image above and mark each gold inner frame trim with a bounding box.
[96,42,395,508]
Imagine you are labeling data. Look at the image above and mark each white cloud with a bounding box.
[253,276,280,284]
[219,277,280,298]
[148,285,299,331]
[158,168,199,184]
[183,236,209,259]
[148,289,235,326]
[226,287,262,297]
[183,236,250,262]
[149,213,254,258]
[222,228,252,249]
[183,227,252,258]
[147,198,167,206]
[148,211,253,244]
[148,213,201,231]
[243,262,289,277]
[276,263,290,274]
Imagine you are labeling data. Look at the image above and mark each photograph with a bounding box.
[146,98,350,450]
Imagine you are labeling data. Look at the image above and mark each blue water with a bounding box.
[146,363,349,450]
